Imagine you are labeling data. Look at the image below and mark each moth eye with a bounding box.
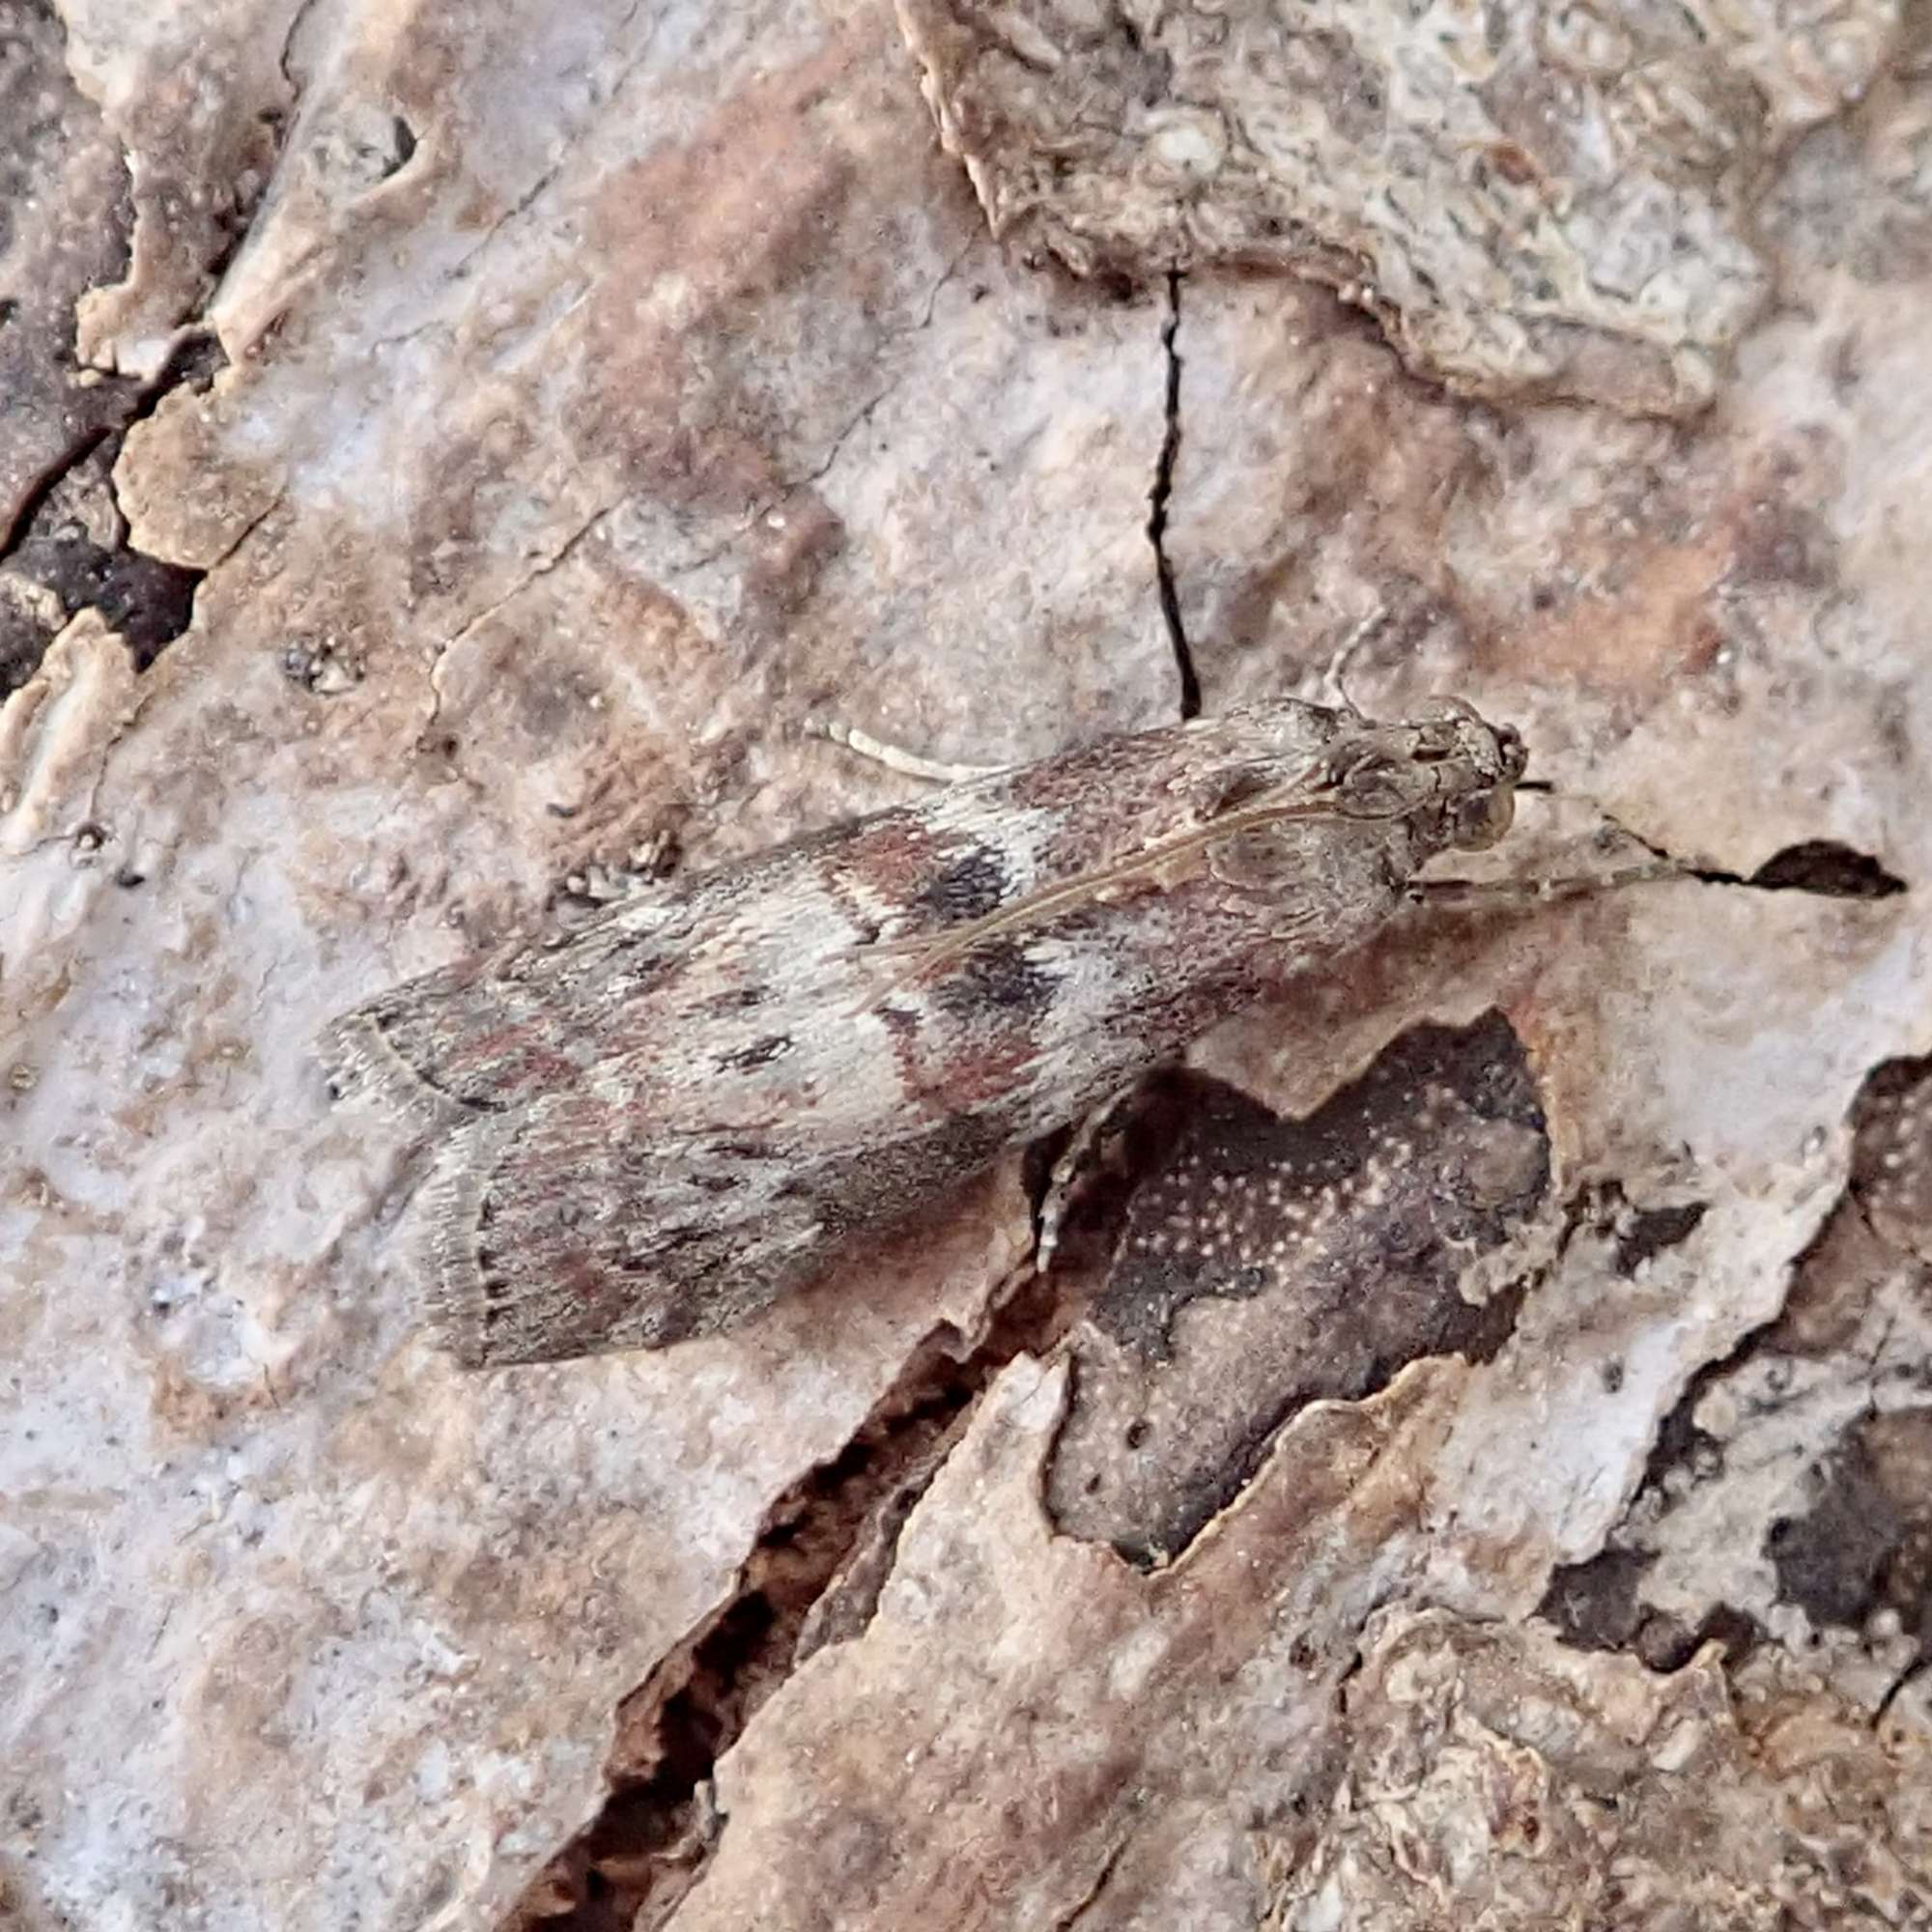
[1458,786,1516,849]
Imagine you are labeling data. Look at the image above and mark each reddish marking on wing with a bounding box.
[442,1024,584,1097]
[825,812,943,908]
[909,1027,1042,1113]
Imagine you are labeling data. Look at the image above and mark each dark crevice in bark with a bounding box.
[1542,1057,1932,1680]
[4,0,251,699]
[1614,812,1907,901]
[1744,839,1906,899]
[1641,840,1907,901]
[502,1261,1088,1932]
[1147,268,1199,721]
[1,424,113,564]
[1,332,223,695]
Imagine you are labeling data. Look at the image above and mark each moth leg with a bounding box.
[1036,1085,1144,1274]
[1416,791,1694,908]
[806,717,1010,785]
[1411,855,1686,910]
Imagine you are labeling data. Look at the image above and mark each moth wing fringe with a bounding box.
[413,1113,711,1367]
[417,1117,519,1367]
[316,1007,481,1134]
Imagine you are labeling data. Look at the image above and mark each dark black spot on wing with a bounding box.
[916,846,1011,924]
[937,939,1060,1016]
[718,1033,792,1071]
[705,984,772,1013]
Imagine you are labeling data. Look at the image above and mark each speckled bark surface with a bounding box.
[3,2,1930,1928]
[897,0,1901,413]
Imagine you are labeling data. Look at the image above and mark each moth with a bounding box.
[323,698,1525,1365]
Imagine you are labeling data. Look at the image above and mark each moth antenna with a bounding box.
[806,717,1009,786]
[1321,609,1383,721]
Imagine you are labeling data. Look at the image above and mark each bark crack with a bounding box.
[500,1259,1088,1932]
[417,501,624,753]
[1,334,222,695]
[1147,269,1199,720]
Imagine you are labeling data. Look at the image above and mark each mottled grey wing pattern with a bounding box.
[420,1087,1022,1365]
[321,700,1527,1364]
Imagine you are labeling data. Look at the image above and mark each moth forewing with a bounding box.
[845,742,1434,994]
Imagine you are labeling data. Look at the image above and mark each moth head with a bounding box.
[1320,700,1526,853]
[1418,700,1525,851]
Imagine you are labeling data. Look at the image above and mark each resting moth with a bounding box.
[322,698,1525,1365]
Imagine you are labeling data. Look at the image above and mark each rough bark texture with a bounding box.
[3,1,1929,1928]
